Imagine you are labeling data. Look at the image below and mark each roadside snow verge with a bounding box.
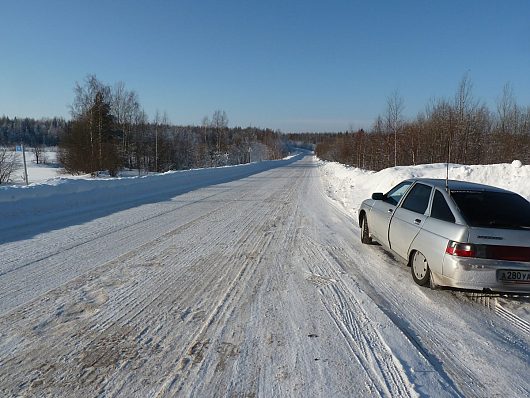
[0,155,302,233]
[318,160,530,217]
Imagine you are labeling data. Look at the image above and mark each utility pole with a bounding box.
[21,144,29,185]
[155,123,158,173]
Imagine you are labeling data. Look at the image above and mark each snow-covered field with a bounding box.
[5,148,64,184]
[0,154,529,397]
[5,148,151,186]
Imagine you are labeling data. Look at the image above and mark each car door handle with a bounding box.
[387,209,393,213]
[413,219,422,225]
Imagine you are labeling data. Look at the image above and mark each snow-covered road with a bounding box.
[0,155,528,397]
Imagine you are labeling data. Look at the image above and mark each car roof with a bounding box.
[406,178,511,193]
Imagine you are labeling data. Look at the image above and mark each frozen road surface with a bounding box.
[0,155,528,397]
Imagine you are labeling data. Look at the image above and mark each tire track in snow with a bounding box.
[349,243,528,398]
[0,177,265,315]
[324,246,467,396]
[102,198,279,396]
[0,180,255,390]
[0,185,237,275]
[0,202,222,315]
[157,228,275,397]
[0,166,301,397]
[317,197,528,396]
[464,293,530,336]
[299,236,416,398]
[494,301,530,336]
[159,178,303,397]
[0,206,237,396]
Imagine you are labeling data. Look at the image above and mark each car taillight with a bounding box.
[446,241,476,257]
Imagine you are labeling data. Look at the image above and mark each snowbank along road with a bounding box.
[0,154,528,397]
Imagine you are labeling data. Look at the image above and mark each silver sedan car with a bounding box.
[358,178,530,293]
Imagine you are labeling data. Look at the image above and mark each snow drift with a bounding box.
[319,160,530,217]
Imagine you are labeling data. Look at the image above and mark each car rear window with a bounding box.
[451,191,530,229]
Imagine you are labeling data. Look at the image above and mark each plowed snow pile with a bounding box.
[320,160,530,214]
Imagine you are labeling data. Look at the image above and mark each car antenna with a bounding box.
[445,133,451,194]
[446,157,449,193]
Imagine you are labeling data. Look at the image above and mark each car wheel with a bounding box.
[360,215,372,244]
[411,251,430,286]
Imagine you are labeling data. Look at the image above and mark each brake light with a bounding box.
[446,241,476,257]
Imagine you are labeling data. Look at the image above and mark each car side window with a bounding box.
[401,183,432,214]
[384,182,413,206]
[430,190,455,223]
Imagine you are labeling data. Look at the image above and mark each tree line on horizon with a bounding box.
[0,116,65,147]
[0,75,288,178]
[310,76,530,169]
[61,75,288,176]
[2,74,529,181]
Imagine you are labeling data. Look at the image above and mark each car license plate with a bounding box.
[498,270,530,283]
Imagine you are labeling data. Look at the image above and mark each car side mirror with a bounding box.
[371,192,385,200]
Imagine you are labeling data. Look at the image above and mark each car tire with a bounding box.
[360,215,372,244]
[411,251,430,286]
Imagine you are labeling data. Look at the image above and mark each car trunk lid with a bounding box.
[468,227,530,262]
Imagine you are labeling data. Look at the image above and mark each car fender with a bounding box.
[358,200,375,225]
[408,229,446,276]
[409,218,469,276]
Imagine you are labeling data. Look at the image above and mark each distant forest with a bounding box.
[2,74,529,175]
[305,76,530,170]
[0,114,286,173]
[0,116,65,147]
[1,75,288,176]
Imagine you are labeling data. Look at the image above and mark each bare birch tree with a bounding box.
[385,90,404,166]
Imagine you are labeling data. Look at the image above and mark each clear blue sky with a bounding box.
[1,0,529,132]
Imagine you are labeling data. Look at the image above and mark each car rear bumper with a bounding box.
[437,256,530,293]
